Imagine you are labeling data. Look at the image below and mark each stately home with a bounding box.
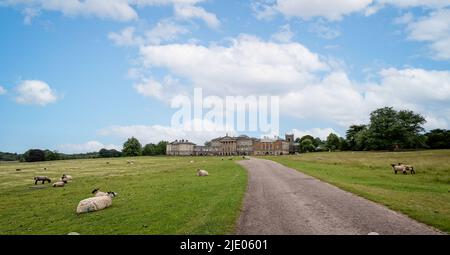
[166,134,295,156]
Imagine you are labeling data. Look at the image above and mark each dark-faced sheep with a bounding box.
[76,192,117,214]
[34,176,51,185]
[91,188,117,197]
[391,163,416,174]
[61,174,73,182]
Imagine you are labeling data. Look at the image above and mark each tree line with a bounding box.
[296,107,450,153]
[1,107,449,162]
[0,139,168,162]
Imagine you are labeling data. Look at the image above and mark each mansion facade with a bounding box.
[166,134,295,156]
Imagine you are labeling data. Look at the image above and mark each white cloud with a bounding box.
[2,0,219,26]
[289,128,341,140]
[254,0,450,22]
[258,0,373,21]
[100,119,236,145]
[139,35,328,97]
[15,80,58,106]
[145,20,189,44]
[108,26,144,47]
[58,141,120,154]
[271,24,294,43]
[132,34,450,129]
[174,4,220,28]
[376,0,450,9]
[308,19,341,39]
[405,9,450,60]
[0,86,7,95]
[22,7,40,24]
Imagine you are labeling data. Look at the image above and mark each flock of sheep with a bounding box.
[29,159,212,215]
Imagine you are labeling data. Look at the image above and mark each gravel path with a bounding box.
[236,158,443,235]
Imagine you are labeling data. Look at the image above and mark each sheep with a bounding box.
[391,164,406,174]
[60,174,73,182]
[91,188,116,197]
[76,192,117,214]
[127,160,134,165]
[34,176,51,185]
[197,169,209,177]
[391,163,416,174]
[53,180,67,187]
[400,164,416,174]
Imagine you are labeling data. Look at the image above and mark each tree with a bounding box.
[326,133,340,151]
[44,150,60,161]
[99,148,122,158]
[367,107,425,150]
[345,125,367,150]
[299,138,315,152]
[122,137,142,156]
[339,137,349,151]
[23,149,46,162]
[155,141,168,155]
[142,143,157,156]
[425,129,450,149]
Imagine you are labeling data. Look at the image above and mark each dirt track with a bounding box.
[236,158,442,235]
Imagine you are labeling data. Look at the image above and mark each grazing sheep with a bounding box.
[391,164,406,174]
[400,164,416,174]
[76,192,117,214]
[53,180,67,187]
[34,176,51,185]
[197,169,209,177]
[190,160,194,163]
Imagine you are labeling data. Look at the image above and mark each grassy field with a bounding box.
[0,156,247,235]
[266,150,450,233]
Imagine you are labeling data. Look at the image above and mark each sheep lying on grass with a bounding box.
[197,169,209,177]
[53,180,67,187]
[91,188,117,197]
[60,174,73,182]
[34,176,51,185]
[76,192,117,214]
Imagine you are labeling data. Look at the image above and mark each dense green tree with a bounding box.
[425,129,450,149]
[299,138,315,152]
[99,148,122,158]
[326,133,340,151]
[142,143,157,156]
[44,150,60,161]
[23,149,46,162]
[122,137,142,156]
[339,137,349,151]
[346,125,367,150]
[367,107,425,150]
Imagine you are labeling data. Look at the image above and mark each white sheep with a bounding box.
[53,181,66,187]
[76,192,117,214]
[197,169,209,177]
[60,174,73,182]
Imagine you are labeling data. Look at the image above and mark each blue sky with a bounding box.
[0,0,449,153]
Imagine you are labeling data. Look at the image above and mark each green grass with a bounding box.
[266,150,450,233]
[0,156,247,235]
